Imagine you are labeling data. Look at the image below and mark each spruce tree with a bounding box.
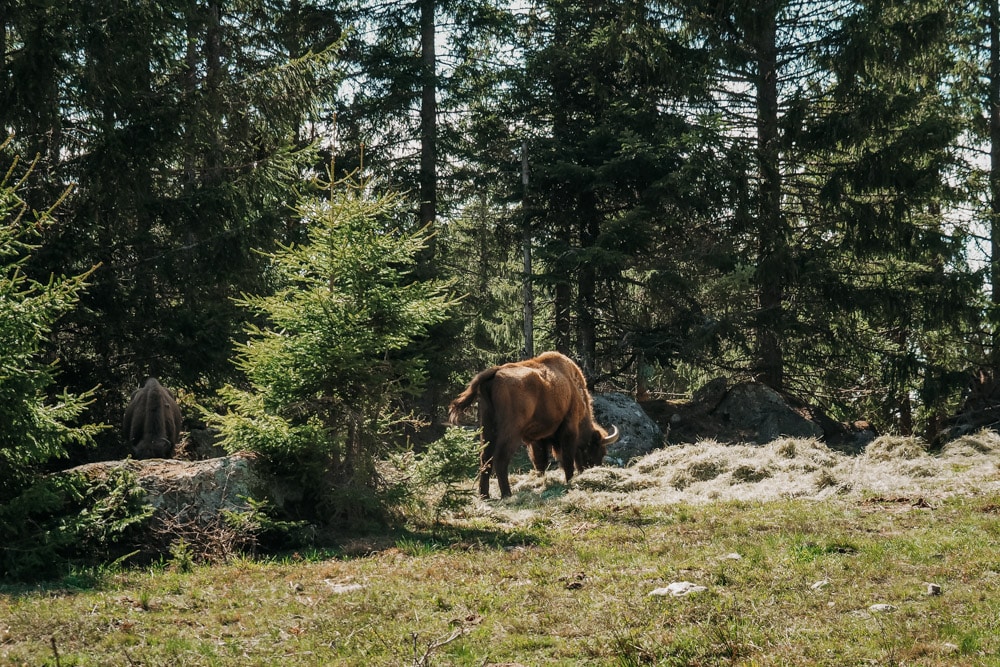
[0,151,101,503]
[2,1,342,444]
[684,0,973,432]
[808,0,976,431]
[209,174,455,524]
[504,0,725,381]
[953,0,1000,387]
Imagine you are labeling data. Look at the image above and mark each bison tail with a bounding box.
[447,366,499,424]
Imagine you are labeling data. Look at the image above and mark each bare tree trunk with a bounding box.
[990,0,1000,372]
[521,141,534,359]
[754,1,784,391]
[555,280,572,356]
[420,0,437,232]
[183,7,200,188]
[205,0,224,186]
[577,190,599,380]
[0,7,6,111]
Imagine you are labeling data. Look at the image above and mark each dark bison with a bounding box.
[123,377,183,459]
[448,351,619,499]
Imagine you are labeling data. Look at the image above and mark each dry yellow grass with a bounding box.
[487,431,1000,515]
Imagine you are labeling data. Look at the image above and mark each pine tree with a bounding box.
[504,0,725,381]
[209,174,456,524]
[0,150,102,503]
[2,1,342,440]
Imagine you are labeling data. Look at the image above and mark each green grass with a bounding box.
[3,493,1000,665]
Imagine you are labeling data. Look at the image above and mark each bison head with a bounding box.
[578,423,619,470]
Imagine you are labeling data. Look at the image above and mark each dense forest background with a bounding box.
[5,0,1000,454]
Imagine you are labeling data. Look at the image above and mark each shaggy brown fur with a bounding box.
[449,351,619,498]
[124,377,183,459]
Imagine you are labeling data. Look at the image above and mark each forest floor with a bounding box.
[3,432,1000,665]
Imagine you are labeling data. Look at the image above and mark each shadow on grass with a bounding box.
[0,521,547,596]
[305,520,549,562]
[0,561,126,597]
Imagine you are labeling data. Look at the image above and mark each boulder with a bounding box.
[176,427,227,460]
[641,379,873,450]
[71,453,260,523]
[716,382,824,443]
[593,392,664,465]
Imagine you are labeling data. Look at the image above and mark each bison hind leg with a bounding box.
[478,456,493,499]
[478,435,518,499]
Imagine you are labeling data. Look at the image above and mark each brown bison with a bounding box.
[448,351,619,499]
[123,377,183,459]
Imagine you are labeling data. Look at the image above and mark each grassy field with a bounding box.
[3,435,1000,666]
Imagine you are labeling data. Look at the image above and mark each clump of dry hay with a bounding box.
[940,430,1000,458]
[475,431,1000,521]
[863,436,928,462]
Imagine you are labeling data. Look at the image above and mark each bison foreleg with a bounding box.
[527,440,550,475]
[555,424,579,484]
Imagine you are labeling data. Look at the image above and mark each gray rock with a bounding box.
[70,453,261,523]
[715,383,823,444]
[592,392,664,465]
[67,453,268,560]
[649,582,708,597]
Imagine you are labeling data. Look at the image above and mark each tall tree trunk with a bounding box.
[183,6,200,189]
[896,328,913,435]
[521,141,534,359]
[420,0,437,231]
[205,0,224,186]
[754,1,785,391]
[577,190,599,380]
[0,6,6,114]
[555,278,572,356]
[990,0,1000,372]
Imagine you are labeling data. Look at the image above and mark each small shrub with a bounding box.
[222,497,314,553]
[208,176,457,527]
[0,468,152,581]
[413,427,481,522]
[168,538,194,573]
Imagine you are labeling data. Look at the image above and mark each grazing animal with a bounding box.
[448,351,619,499]
[123,377,183,459]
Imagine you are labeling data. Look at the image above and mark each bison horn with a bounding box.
[601,425,620,446]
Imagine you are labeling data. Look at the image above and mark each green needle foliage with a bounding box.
[0,152,102,503]
[0,151,149,582]
[210,174,457,527]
